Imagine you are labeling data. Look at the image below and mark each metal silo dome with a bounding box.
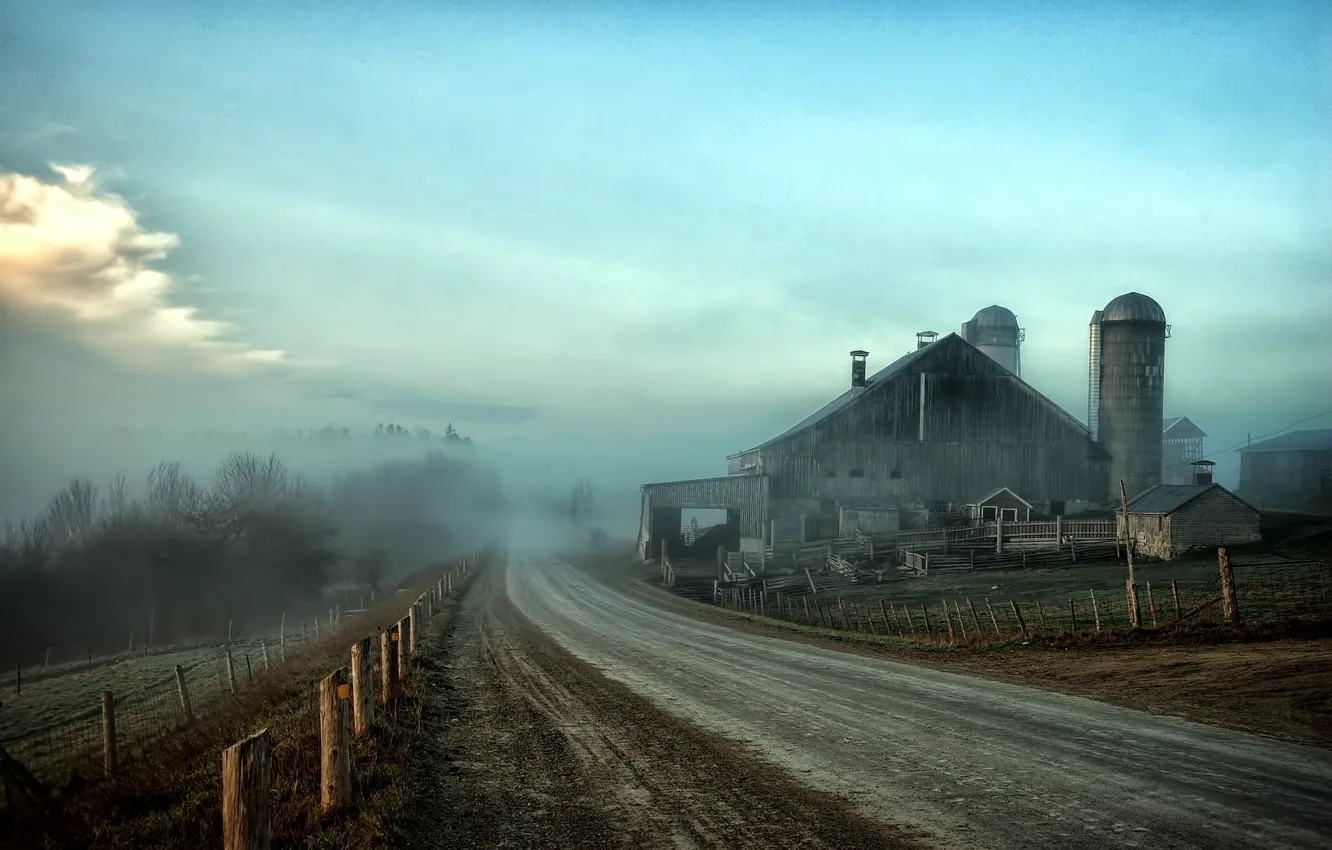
[960,304,1022,376]
[1101,292,1166,324]
[971,305,1020,328]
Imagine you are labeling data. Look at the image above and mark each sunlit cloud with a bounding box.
[0,163,286,372]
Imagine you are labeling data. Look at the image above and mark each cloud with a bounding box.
[0,163,285,372]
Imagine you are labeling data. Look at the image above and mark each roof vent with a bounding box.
[916,331,938,350]
[850,350,869,388]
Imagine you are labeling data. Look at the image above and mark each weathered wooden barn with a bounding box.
[1237,428,1332,512]
[1119,469,1261,560]
[639,333,1109,559]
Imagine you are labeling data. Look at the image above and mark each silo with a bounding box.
[1093,292,1168,501]
[960,305,1022,376]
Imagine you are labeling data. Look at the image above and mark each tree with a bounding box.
[568,479,596,524]
[353,549,388,597]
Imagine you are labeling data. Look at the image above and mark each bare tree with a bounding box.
[568,479,596,524]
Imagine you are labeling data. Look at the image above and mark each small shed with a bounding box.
[967,487,1033,523]
[1119,479,1261,560]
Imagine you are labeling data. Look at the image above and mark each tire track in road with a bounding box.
[507,554,1332,850]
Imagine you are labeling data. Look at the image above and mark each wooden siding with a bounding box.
[758,336,1108,506]
[1170,487,1261,552]
[1123,487,1260,559]
[642,475,769,539]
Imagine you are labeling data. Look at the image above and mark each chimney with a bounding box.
[916,330,938,350]
[850,350,869,388]
[1191,460,1215,486]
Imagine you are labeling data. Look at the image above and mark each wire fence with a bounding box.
[0,630,323,787]
[710,557,1331,644]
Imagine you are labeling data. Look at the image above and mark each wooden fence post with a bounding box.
[1171,580,1182,621]
[1069,598,1077,633]
[1090,590,1102,632]
[1218,547,1240,625]
[942,600,956,642]
[984,598,1001,637]
[101,691,117,775]
[226,646,238,695]
[1010,601,1029,639]
[952,601,967,641]
[175,664,194,723]
[222,728,272,850]
[260,640,271,671]
[967,599,984,638]
[1146,581,1158,627]
[921,605,933,638]
[351,636,373,735]
[398,616,412,679]
[380,627,398,706]
[319,668,351,813]
[409,603,420,655]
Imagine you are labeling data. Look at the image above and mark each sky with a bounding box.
[1,0,1330,509]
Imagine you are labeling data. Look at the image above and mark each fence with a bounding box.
[219,550,485,848]
[0,551,486,795]
[707,550,1331,645]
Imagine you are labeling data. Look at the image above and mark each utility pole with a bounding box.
[1119,479,1141,627]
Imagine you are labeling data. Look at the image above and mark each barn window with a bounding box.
[981,505,998,520]
[1000,507,1018,522]
[889,469,902,479]
[848,469,865,478]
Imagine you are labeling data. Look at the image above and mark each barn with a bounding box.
[639,332,1109,560]
[1237,428,1332,512]
[1119,463,1261,560]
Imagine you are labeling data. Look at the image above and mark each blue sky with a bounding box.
[1,0,1329,492]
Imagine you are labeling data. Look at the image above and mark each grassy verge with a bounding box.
[0,554,487,850]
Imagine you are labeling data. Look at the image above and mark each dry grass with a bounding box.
[0,554,487,850]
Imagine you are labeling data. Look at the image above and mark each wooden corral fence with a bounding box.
[218,551,483,848]
[0,551,486,819]
[894,518,1118,555]
[898,540,1122,574]
[704,550,1331,645]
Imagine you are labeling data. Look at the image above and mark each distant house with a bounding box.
[966,487,1034,523]
[1119,463,1261,560]
[1238,428,1332,511]
[1162,417,1207,485]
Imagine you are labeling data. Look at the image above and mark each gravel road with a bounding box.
[507,554,1332,850]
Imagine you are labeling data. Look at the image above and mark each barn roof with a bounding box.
[1162,416,1207,439]
[747,333,1099,454]
[1238,428,1332,454]
[749,340,937,449]
[1126,483,1257,515]
[968,486,1033,508]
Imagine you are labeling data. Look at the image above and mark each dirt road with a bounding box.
[507,555,1332,850]
[393,564,928,849]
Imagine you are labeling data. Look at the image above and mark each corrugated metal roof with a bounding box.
[1125,482,1257,515]
[1126,484,1213,514]
[1239,428,1332,453]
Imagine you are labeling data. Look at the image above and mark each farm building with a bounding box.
[639,329,1110,560]
[1162,416,1207,485]
[965,487,1036,523]
[1119,462,1261,560]
[1237,429,1332,512]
